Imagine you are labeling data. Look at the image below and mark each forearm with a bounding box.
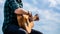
[14,8,28,15]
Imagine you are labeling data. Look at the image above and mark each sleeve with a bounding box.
[8,0,23,11]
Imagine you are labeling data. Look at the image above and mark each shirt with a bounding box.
[2,0,23,32]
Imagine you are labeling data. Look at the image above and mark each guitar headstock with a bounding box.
[26,11,39,22]
[34,14,39,21]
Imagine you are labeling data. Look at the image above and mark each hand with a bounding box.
[23,15,34,33]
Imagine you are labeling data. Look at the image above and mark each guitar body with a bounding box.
[17,14,32,34]
[17,13,39,34]
[17,14,27,29]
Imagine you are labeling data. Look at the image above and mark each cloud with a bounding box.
[48,0,60,8]
[56,0,60,4]
[0,0,5,4]
[38,9,60,23]
[23,2,60,23]
[0,0,3,3]
[48,0,57,7]
[32,0,38,4]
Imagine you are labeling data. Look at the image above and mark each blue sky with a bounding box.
[0,0,60,34]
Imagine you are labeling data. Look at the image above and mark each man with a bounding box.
[2,0,42,34]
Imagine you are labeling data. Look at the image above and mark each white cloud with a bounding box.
[0,0,5,4]
[38,9,60,23]
[56,0,60,4]
[23,0,60,24]
[23,2,38,12]
[32,0,38,4]
[0,0,3,3]
[48,0,57,7]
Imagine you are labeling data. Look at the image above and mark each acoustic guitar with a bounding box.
[17,11,39,34]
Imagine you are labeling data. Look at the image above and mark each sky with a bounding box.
[0,0,60,34]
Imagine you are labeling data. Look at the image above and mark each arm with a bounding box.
[14,8,29,15]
